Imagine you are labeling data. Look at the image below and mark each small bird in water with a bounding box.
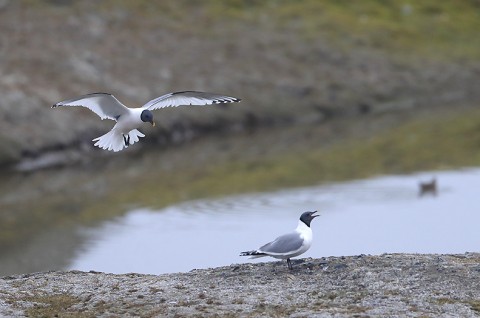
[52,91,241,152]
[418,177,437,197]
[240,211,319,270]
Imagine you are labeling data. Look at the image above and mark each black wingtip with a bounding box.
[212,97,242,104]
[240,250,265,257]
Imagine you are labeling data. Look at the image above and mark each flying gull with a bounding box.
[240,211,318,270]
[52,91,241,152]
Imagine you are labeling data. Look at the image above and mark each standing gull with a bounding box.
[240,211,318,270]
[52,91,241,152]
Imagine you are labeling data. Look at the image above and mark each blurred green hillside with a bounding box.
[0,0,480,166]
[212,0,480,59]
[82,0,480,59]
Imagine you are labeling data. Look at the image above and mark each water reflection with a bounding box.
[70,168,480,274]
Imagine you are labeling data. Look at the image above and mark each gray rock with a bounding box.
[1,253,479,317]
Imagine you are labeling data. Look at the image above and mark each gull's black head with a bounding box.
[141,109,155,126]
[299,210,319,227]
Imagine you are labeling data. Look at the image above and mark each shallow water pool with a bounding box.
[69,168,480,274]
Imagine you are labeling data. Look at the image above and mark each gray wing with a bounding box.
[258,232,304,255]
[52,93,130,121]
[142,91,241,111]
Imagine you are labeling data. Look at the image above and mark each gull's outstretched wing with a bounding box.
[143,91,241,111]
[258,232,304,256]
[52,93,130,121]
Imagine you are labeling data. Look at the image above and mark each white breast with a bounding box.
[289,220,313,258]
[114,108,144,134]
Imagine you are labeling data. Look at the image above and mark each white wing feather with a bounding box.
[52,93,130,121]
[143,91,241,110]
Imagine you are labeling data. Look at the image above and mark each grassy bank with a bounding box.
[129,106,480,202]
[89,0,480,60]
[38,106,480,220]
[2,0,480,164]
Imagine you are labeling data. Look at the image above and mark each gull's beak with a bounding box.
[311,210,319,218]
[151,121,156,127]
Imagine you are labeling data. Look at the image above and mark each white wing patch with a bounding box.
[143,91,241,110]
[52,93,130,121]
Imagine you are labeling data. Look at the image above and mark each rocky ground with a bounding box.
[1,253,479,317]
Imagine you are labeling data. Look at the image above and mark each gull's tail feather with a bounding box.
[93,129,145,152]
[240,250,267,259]
[93,130,125,152]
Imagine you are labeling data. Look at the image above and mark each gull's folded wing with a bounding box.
[258,232,304,255]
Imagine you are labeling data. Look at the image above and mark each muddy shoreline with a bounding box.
[1,253,479,317]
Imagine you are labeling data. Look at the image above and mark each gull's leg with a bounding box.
[123,134,130,147]
[287,258,293,270]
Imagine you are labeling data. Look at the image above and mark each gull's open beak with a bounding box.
[311,210,319,218]
[151,121,156,127]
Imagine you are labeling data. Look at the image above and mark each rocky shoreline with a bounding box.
[1,253,479,317]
